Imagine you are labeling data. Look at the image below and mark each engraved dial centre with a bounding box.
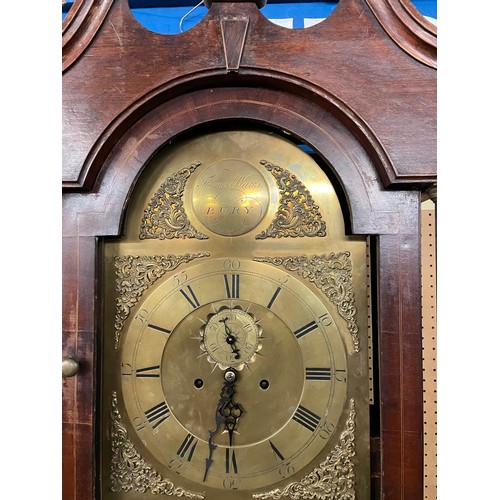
[161,299,305,449]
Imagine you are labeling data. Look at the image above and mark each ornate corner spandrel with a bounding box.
[110,392,205,498]
[140,162,208,240]
[114,252,210,348]
[253,399,357,500]
[255,253,360,352]
[256,160,326,239]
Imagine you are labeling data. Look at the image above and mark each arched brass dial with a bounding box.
[101,129,370,500]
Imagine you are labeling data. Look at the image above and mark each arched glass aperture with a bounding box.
[261,1,338,29]
[410,0,437,25]
[127,1,209,34]
[62,1,437,32]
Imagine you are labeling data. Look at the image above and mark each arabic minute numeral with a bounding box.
[168,458,184,475]
[318,312,333,326]
[223,478,240,490]
[319,420,335,440]
[135,308,149,324]
[278,463,295,479]
[132,416,146,432]
[335,369,347,382]
[121,363,133,376]
[223,259,240,271]
[173,271,188,287]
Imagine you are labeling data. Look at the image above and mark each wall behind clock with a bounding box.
[421,200,437,500]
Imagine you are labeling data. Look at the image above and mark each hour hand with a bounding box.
[221,393,243,445]
[203,370,244,481]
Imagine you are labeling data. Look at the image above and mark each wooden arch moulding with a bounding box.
[62,1,436,500]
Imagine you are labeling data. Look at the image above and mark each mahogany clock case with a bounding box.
[62,1,436,499]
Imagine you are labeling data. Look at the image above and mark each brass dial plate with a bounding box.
[101,129,370,499]
[119,258,347,490]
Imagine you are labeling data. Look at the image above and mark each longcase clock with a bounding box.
[62,1,436,499]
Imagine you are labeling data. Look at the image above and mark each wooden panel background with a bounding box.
[421,202,437,500]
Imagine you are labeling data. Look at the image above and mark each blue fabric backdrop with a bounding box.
[63,1,437,33]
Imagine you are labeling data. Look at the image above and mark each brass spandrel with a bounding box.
[110,392,205,498]
[253,399,357,500]
[255,160,326,239]
[139,162,208,241]
[254,253,360,353]
[113,252,210,349]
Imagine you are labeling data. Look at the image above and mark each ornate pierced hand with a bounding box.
[203,369,244,482]
[220,317,241,359]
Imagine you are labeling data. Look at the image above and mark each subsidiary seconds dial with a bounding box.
[200,306,263,370]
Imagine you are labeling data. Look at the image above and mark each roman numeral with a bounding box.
[225,448,238,474]
[305,367,331,381]
[292,405,321,432]
[224,274,240,299]
[179,285,200,309]
[147,323,171,335]
[136,365,160,378]
[294,321,318,339]
[269,440,285,462]
[144,401,170,429]
[176,433,198,462]
[266,286,282,309]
